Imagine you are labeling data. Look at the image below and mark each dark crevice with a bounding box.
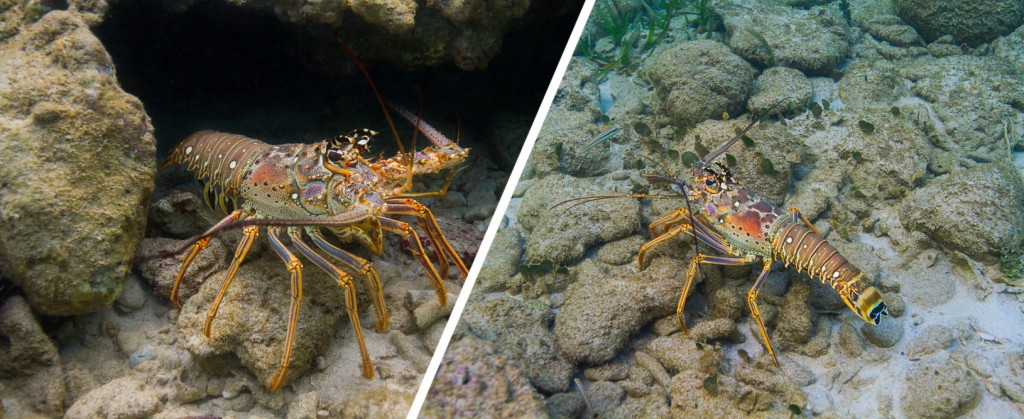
[93,0,583,166]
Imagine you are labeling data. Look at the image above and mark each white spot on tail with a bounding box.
[229,161,237,169]
[185,146,193,155]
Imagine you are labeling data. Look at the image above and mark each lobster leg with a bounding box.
[306,228,390,332]
[789,207,821,236]
[171,209,246,309]
[678,254,753,331]
[748,261,779,366]
[379,217,448,306]
[386,199,469,278]
[393,167,463,199]
[264,227,304,392]
[639,209,732,268]
[203,224,259,338]
[384,201,449,279]
[287,228,374,381]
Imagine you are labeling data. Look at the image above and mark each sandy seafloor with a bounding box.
[423,0,1024,417]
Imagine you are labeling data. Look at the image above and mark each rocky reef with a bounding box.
[426,0,1024,417]
[0,0,570,415]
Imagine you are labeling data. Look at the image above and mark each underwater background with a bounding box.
[424,0,1024,417]
[0,0,581,416]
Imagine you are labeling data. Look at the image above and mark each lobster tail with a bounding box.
[771,223,888,325]
[161,130,271,213]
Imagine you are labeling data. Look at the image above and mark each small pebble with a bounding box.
[882,292,906,318]
[862,316,903,348]
[413,293,455,330]
[389,331,431,371]
[115,274,147,311]
[315,356,328,371]
[156,373,170,385]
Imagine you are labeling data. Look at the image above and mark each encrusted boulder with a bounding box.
[0,10,156,315]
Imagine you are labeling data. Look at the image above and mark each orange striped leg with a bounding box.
[264,227,303,391]
[639,213,732,269]
[385,201,449,279]
[386,199,468,278]
[678,254,754,332]
[379,217,447,306]
[638,225,690,269]
[748,261,779,366]
[203,224,258,338]
[307,228,389,332]
[790,207,821,236]
[649,208,693,238]
[171,209,245,309]
[287,228,374,381]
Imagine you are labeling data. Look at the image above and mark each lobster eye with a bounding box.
[327,149,343,163]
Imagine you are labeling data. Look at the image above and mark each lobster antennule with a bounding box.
[704,96,795,163]
[389,103,458,150]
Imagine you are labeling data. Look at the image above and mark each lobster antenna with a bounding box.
[639,154,677,180]
[337,38,406,158]
[549,193,672,214]
[704,97,794,163]
[455,112,461,146]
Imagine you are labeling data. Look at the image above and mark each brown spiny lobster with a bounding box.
[160,98,469,391]
[558,109,888,366]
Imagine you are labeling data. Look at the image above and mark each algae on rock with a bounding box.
[0,10,156,316]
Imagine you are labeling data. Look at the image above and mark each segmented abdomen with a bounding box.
[163,130,271,211]
[770,223,862,290]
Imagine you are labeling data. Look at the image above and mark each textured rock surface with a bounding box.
[64,377,163,419]
[901,164,1024,262]
[902,55,1024,164]
[459,294,574,393]
[520,173,641,265]
[894,0,1024,46]
[715,0,851,74]
[748,67,813,115]
[0,296,67,417]
[423,337,546,417]
[177,255,347,390]
[644,40,757,125]
[338,387,412,418]
[554,258,684,365]
[0,10,156,315]
[164,0,555,71]
[900,357,981,418]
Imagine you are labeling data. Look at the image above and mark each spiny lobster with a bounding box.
[558,109,888,366]
[160,99,469,391]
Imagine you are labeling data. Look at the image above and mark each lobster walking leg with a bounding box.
[386,199,469,277]
[678,254,752,331]
[385,201,449,278]
[748,261,779,366]
[204,224,259,338]
[171,209,246,309]
[379,217,447,305]
[265,228,304,391]
[287,228,374,381]
[639,208,731,268]
[789,207,821,236]
[306,228,390,332]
